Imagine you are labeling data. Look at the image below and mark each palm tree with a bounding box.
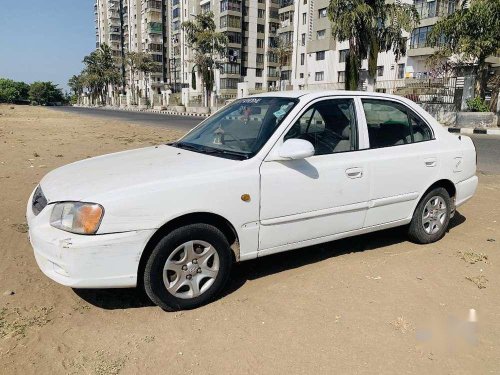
[138,55,161,104]
[125,52,142,105]
[328,0,419,91]
[82,44,120,105]
[268,37,293,91]
[68,74,84,105]
[125,52,160,106]
[182,12,228,106]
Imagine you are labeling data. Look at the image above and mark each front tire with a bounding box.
[144,224,232,311]
[408,188,451,244]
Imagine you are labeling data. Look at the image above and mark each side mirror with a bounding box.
[277,139,315,160]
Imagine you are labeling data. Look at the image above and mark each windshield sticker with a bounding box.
[240,98,262,104]
[273,104,292,120]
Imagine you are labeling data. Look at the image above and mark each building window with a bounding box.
[256,54,264,63]
[255,83,263,90]
[338,71,346,83]
[316,51,325,60]
[258,9,265,18]
[257,39,264,48]
[201,2,211,13]
[220,0,242,12]
[318,8,327,18]
[227,48,240,62]
[226,31,242,44]
[221,63,240,74]
[220,78,239,89]
[397,63,405,79]
[301,33,306,46]
[220,15,241,28]
[302,13,307,25]
[410,26,433,49]
[339,49,348,63]
[315,71,324,81]
[317,29,326,40]
[256,69,263,77]
[300,73,304,78]
[257,24,265,33]
[300,53,305,65]
[377,66,384,77]
[414,0,456,19]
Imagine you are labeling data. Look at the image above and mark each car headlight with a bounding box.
[50,202,104,235]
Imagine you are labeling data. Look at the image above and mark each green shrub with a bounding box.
[466,97,489,112]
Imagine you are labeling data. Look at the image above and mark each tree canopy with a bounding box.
[28,82,64,105]
[428,0,500,99]
[182,12,228,100]
[328,0,419,90]
[0,79,30,103]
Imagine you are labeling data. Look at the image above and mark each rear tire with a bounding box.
[408,187,451,244]
[144,224,232,311]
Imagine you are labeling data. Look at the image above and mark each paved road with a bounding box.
[50,106,201,131]
[51,106,500,174]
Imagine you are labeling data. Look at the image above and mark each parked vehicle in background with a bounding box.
[27,91,478,311]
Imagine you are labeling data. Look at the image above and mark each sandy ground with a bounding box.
[0,104,499,374]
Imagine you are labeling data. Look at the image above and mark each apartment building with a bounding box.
[407,0,458,77]
[195,0,281,97]
[95,0,171,99]
[95,0,477,100]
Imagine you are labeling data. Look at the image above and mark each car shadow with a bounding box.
[74,211,466,310]
[222,211,466,297]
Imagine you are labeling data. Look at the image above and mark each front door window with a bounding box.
[284,98,358,155]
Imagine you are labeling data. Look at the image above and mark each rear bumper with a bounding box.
[455,175,478,207]
[27,193,154,288]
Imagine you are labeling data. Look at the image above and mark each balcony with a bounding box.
[148,22,163,34]
[147,0,162,10]
[279,0,294,7]
[414,0,456,20]
[109,26,121,34]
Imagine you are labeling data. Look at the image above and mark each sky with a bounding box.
[0,1,95,92]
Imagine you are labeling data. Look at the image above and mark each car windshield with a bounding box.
[172,97,298,159]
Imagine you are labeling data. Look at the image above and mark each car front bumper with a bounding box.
[27,192,155,289]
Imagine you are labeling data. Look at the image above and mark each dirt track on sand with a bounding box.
[1,105,499,374]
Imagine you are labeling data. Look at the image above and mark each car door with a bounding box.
[360,98,439,227]
[258,97,371,251]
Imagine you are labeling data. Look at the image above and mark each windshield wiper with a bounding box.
[172,142,249,160]
[201,148,249,160]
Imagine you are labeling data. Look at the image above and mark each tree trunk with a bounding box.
[366,34,379,92]
[475,61,489,100]
[345,47,359,91]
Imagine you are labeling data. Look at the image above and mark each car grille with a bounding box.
[32,186,47,216]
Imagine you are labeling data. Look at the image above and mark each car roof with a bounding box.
[250,90,407,102]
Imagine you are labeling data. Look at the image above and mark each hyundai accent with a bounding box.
[27,91,478,311]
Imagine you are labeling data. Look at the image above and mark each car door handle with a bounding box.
[346,167,363,179]
[424,157,437,167]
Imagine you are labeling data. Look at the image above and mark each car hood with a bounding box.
[40,145,239,202]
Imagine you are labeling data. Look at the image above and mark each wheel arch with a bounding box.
[412,178,456,216]
[423,179,456,199]
[137,212,239,288]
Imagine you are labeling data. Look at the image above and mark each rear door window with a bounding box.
[362,99,433,148]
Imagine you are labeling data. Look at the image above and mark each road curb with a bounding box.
[447,127,500,136]
[74,105,210,118]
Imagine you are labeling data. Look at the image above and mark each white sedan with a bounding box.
[27,91,478,311]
